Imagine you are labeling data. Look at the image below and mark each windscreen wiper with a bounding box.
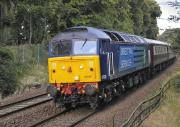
[81,38,87,49]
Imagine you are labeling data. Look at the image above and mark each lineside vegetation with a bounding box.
[1,0,162,45]
[141,71,180,127]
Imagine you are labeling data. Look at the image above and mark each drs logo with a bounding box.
[119,46,134,71]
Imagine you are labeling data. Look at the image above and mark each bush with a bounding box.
[0,47,18,98]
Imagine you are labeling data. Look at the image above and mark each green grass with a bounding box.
[141,74,180,127]
[19,64,48,86]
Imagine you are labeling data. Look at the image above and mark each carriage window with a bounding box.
[100,39,110,54]
[73,40,97,55]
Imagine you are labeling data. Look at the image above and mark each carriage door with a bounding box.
[100,39,114,79]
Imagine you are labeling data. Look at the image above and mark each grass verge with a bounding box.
[141,74,180,127]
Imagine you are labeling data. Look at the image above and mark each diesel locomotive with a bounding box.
[47,26,176,109]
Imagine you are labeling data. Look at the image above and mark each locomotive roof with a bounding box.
[51,26,170,46]
[51,26,111,42]
[102,30,148,44]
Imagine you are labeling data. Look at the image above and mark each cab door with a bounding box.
[99,39,114,80]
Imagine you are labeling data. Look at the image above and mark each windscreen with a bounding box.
[73,40,97,55]
[50,40,72,57]
[49,39,97,57]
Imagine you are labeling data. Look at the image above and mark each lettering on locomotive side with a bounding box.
[119,45,146,71]
[119,46,134,70]
[120,47,133,55]
[121,59,133,68]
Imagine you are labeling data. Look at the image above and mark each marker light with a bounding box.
[62,66,65,70]
[80,65,84,69]
[74,76,79,81]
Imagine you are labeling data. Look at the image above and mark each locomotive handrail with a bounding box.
[119,72,180,127]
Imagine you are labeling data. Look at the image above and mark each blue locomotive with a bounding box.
[48,26,176,109]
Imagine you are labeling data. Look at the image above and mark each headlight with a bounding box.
[74,76,80,81]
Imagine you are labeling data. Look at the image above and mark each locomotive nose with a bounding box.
[48,56,101,84]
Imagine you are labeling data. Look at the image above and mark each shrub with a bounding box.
[0,47,18,98]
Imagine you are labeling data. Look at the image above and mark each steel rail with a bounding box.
[29,109,71,127]
[0,94,52,118]
[69,110,98,127]
[0,93,48,109]
[29,109,97,127]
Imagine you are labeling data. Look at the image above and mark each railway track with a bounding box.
[29,108,98,127]
[69,110,97,127]
[0,93,52,118]
[29,109,71,127]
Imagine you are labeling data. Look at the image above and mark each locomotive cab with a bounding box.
[47,27,109,108]
[48,39,101,84]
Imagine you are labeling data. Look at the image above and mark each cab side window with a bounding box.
[100,39,110,54]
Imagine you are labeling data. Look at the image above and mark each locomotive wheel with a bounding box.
[127,76,134,89]
[119,80,126,92]
[113,87,119,96]
[64,103,72,109]
[90,102,98,109]
[103,89,112,103]
[89,94,100,109]
[115,83,123,95]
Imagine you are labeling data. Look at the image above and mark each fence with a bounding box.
[0,82,44,100]
[15,82,43,94]
[9,44,48,85]
[7,44,48,66]
[119,74,179,127]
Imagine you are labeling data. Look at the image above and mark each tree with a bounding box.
[142,0,161,39]
[1,0,162,45]
[158,28,180,52]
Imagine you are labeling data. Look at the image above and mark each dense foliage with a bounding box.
[158,28,180,53]
[2,0,161,45]
[0,48,18,98]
